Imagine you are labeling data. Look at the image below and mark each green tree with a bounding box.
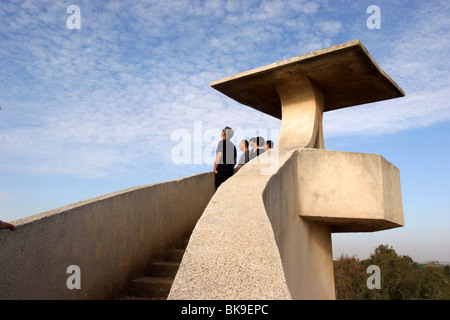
[334,245,449,300]
[334,254,366,300]
[443,264,450,278]
[419,266,450,300]
[362,244,418,300]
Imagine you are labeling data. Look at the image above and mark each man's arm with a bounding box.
[0,220,16,231]
[236,153,243,168]
[214,152,222,174]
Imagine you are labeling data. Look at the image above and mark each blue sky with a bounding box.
[1,0,449,262]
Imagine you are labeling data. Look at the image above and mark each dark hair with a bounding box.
[222,126,234,139]
[266,140,274,148]
[241,140,249,148]
[256,136,265,147]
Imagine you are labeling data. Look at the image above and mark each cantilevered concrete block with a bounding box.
[296,149,404,232]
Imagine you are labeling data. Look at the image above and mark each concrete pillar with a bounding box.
[276,76,324,150]
[274,76,334,299]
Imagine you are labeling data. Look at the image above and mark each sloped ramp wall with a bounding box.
[168,149,294,299]
[0,172,215,300]
[263,149,335,299]
[168,148,335,300]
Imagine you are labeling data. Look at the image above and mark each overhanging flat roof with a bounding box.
[210,40,404,119]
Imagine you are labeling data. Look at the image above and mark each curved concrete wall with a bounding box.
[263,149,334,299]
[169,147,402,299]
[169,148,335,300]
[169,149,297,299]
[0,172,215,300]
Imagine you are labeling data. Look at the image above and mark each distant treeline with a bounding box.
[334,244,450,300]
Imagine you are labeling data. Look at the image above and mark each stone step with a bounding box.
[149,261,181,278]
[118,238,190,300]
[129,277,173,298]
[166,249,185,262]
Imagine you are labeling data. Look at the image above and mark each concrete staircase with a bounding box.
[120,239,188,300]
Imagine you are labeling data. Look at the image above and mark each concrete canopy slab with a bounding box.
[210,40,404,119]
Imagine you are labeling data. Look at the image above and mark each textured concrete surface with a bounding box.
[169,151,294,300]
[0,172,215,299]
[169,147,404,300]
[263,149,335,299]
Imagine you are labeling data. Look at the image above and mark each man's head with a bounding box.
[256,136,265,147]
[266,140,274,150]
[222,126,234,140]
[239,140,249,152]
[249,137,257,149]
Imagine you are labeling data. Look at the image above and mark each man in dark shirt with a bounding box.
[214,127,237,190]
[256,136,266,156]
[265,140,274,150]
[236,139,250,168]
[249,137,257,161]
[249,136,266,161]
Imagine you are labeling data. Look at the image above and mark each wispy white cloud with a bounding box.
[324,0,449,137]
[324,87,450,137]
[0,0,448,180]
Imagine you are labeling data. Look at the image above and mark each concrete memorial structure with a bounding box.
[168,40,405,299]
[0,40,405,300]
